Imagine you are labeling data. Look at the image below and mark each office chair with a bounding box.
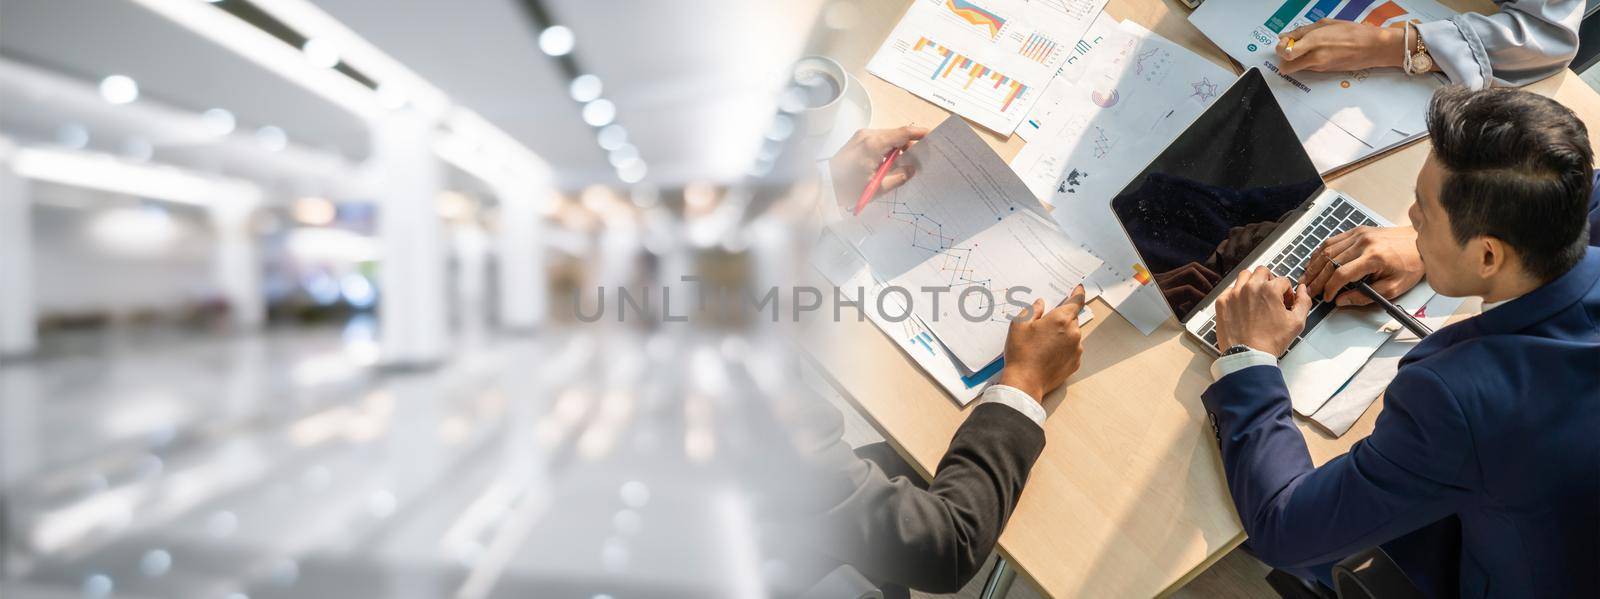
[1263,547,1424,599]
[1331,547,1425,599]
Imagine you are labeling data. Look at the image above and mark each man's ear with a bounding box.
[1476,236,1509,279]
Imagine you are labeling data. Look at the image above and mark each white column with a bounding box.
[453,223,489,342]
[373,112,448,366]
[495,182,548,331]
[210,193,265,330]
[0,138,37,358]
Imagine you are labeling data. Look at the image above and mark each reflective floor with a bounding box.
[1,320,801,598]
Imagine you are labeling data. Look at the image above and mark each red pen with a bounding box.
[852,146,905,216]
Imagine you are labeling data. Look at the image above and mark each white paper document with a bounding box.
[1189,0,1455,171]
[1017,11,1121,141]
[1010,21,1237,333]
[1307,291,1467,435]
[868,0,1112,134]
[812,228,1093,405]
[838,118,1102,372]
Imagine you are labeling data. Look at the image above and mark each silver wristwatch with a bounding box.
[1221,344,1258,357]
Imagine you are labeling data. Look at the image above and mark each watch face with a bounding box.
[1413,53,1433,73]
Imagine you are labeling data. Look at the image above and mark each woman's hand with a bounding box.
[1276,19,1406,75]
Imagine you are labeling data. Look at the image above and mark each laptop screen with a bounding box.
[1110,68,1323,323]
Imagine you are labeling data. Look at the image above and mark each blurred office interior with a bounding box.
[0,1,868,597]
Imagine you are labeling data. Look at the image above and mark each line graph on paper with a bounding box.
[941,0,1010,39]
[882,197,995,289]
[1091,126,1114,158]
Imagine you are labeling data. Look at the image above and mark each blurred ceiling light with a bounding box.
[201,108,236,136]
[255,126,288,152]
[630,185,660,209]
[56,124,90,150]
[375,82,408,110]
[98,75,139,104]
[597,124,628,151]
[538,25,575,56]
[437,190,473,221]
[582,99,616,127]
[301,37,341,69]
[127,0,380,118]
[12,147,256,205]
[292,196,337,226]
[607,144,639,168]
[569,74,603,103]
[618,161,647,184]
[341,273,376,309]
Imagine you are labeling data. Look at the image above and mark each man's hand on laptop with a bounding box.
[1304,226,1423,306]
[999,285,1088,403]
[1214,266,1312,356]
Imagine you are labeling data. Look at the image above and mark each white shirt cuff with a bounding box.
[978,384,1046,427]
[1417,19,1488,90]
[1210,349,1279,381]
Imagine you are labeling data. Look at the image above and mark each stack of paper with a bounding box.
[1010,20,1239,334]
[822,118,1102,402]
[1189,0,1457,172]
[867,0,1112,135]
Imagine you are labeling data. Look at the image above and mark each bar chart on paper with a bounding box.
[1020,33,1060,64]
[868,0,1110,134]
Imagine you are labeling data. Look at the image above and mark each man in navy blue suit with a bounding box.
[1205,85,1600,597]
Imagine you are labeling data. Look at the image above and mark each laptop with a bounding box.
[1109,68,1401,414]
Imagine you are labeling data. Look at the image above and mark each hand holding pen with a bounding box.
[826,126,927,216]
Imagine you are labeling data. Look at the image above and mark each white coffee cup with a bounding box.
[792,56,850,135]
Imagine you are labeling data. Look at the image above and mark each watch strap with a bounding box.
[1221,344,1258,357]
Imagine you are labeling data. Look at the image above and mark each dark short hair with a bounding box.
[1426,86,1593,282]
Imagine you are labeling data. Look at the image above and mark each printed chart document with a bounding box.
[1017,11,1120,141]
[1010,21,1236,334]
[1190,0,1455,171]
[812,229,1093,405]
[868,0,1111,134]
[835,118,1102,372]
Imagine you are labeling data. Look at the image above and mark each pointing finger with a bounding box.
[1058,284,1088,313]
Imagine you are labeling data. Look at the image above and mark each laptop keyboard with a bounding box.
[1198,196,1376,352]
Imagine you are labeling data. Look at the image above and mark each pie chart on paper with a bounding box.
[1091,88,1119,108]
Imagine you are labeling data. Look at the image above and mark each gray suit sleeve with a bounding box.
[1416,0,1583,89]
[809,403,1046,593]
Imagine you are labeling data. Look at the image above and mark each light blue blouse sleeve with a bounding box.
[1415,0,1584,89]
